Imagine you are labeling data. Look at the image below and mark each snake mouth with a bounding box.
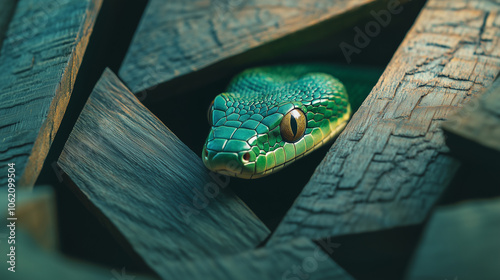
[202,147,256,177]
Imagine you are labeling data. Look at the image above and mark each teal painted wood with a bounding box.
[57,69,269,278]
[118,0,377,94]
[406,198,500,280]
[269,0,500,245]
[0,0,102,188]
[0,0,16,50]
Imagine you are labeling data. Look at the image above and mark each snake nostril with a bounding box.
[242,152,250,162]
[204,149,209,159]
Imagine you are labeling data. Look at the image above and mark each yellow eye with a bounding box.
[207,99,215,125]
[280,109,306,142]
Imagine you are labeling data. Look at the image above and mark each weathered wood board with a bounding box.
[0,0,16,49]
[154,238,353,280]
[58,69,269,278]
[406,198,500,280]
[0,0,102,189]
[118,0,379,95]
[443,76,500,166]
[269,0,500,244]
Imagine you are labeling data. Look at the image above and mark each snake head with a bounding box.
[202,66,351,179]
[202,94,307,179]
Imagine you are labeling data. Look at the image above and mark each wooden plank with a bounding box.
[153,238,353,280]
[442,76,500,166]
[0,0,16,49]
[118,0,380,95]
[0,0,102,189]
[269,0,500,244]
[57,69,269,278]
[406,198,500,280]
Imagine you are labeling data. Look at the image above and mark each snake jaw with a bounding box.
[202,144,257,179]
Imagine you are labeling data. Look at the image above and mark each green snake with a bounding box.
[202,64,380,179]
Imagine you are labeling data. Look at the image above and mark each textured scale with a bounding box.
[202,64,351,179]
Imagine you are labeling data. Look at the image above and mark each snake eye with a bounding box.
[280,109,306,143]
[207,99,215,125]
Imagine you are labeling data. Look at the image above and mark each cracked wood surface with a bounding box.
[269,0,500,244]
[58,69,269,279]
[443,76,500,165]
[118,0,376,94]
[0,0,102,189]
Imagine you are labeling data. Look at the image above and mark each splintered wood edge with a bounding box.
[268,0,500,244]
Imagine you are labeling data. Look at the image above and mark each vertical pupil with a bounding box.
[290,115,298,136]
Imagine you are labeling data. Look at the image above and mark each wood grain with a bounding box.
[443,76,500,165]
[118,0,377,94]
[0,0,16,49]
[155,238,353,280]
[58,69,269,278]
[406,198,500,280]
[269,0,500,244]
[0,0,102,189]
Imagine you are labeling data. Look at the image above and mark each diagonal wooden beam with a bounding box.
[269,0,500,244]
[0,0,103,189]
[58,69,269,278]
[118,0,381,95]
